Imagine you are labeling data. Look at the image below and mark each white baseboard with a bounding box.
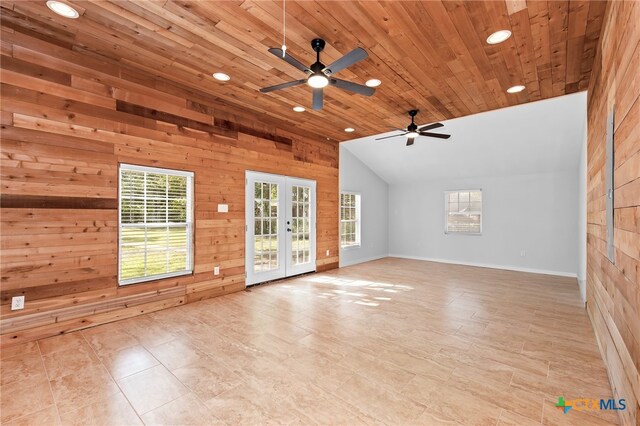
[387,253,578,278]
[339,253,389,268]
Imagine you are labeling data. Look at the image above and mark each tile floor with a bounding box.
[0,259,617,425]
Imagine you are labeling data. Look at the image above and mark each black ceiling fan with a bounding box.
[260,38,375,110]
[376,110,451,146]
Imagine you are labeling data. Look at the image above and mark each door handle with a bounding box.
[287,228,292,232]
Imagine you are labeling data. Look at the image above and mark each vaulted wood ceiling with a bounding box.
[1,1,607,142]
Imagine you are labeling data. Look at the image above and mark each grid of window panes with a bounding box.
[254,181,279,272]
[119,165,193,285]
[445,190,482,234]
[340,193,359,247]
[291,185,311,265]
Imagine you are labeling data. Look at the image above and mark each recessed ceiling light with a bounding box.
[344,127,355,133]
[46,1,79,18]
[292,106,305,112]
[212,72,230,81]
[365,79,381,88]
[507,85,526,93]
[486,30,512,45]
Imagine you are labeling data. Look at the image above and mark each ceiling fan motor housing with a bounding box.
[310,62,325,73]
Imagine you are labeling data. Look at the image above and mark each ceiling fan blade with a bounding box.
[418,122,444,131]
[322,47,368,75]
[329,78,375,96]
[419,131,451,139]
[260,79,306,93]
[406,137,415,146]
[375,132,406,141]
[268,48,311,73]
[312,88,323,110]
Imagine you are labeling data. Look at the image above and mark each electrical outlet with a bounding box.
[11,296,25,311]
[520,250,526,257]
[326,249,330,257]
[214,266,220,276]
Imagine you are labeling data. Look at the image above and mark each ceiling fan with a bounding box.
[260,38,375,110]
[376,110,451,146]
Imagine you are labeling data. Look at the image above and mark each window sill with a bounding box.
[118,270,193,286]
[340,244,362,250]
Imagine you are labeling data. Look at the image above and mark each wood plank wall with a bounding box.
[586,1,639,425]
[0,27,339,346]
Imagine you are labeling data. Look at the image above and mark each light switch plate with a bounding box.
[214,266,220,276]
[11,296,25,311]
[217,204,229,213]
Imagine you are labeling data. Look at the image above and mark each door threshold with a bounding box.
[245,270,317,290]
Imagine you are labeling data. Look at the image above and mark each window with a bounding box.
[340,193,361,248]
[119,164,194,285]
[445,189,482,234]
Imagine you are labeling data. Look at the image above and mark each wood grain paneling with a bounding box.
[0,1,605,142]
[0,23,339,345]
[586,1,640,425]
[0,0,611,353]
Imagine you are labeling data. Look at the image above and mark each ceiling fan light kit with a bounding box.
[261,38,375,110]
[375,109,451,146]
[307,73,329,88]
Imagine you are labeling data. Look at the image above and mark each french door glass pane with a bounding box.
[291,185,311,266]
[253,181,279,272]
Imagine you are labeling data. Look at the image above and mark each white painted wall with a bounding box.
[388,170,579,276]
[339,146,389,266]
[577,123,588,303]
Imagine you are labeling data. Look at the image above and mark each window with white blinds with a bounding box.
[340,193,361,248]
[445,190,482,234]
[119,164,194,285]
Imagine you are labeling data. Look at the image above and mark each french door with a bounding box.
[245,171,316,286]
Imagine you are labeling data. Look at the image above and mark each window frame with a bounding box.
[340,191,361,249]
[444,189,482,236]
[118,163,195,286]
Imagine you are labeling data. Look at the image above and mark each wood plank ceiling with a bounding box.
[1,1,607,142]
